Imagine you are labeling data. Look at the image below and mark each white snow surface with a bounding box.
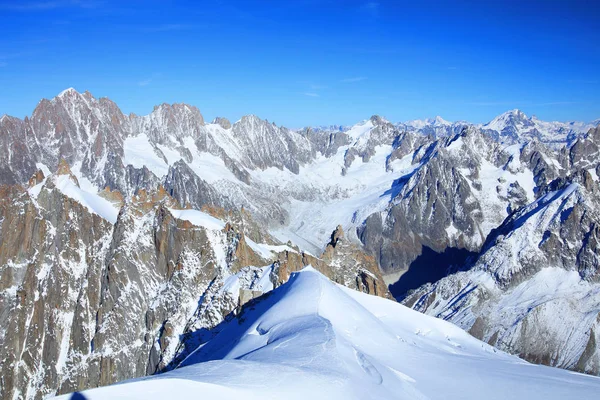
[245,237,298,259]
[51,175,120,223]
[167,208,226,230]
[56,268,600,400]
[123,133,170,178]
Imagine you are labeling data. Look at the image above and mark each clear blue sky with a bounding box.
[1,0,599,127]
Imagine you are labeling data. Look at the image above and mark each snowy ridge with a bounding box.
[404,173,600,375]
[56,268,600,400]
[28,173,120,223]
[481,109,598,145]
[167,207,226,230]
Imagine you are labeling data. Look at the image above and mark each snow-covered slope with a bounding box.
[56,268,600,400]
[403,171,600,374]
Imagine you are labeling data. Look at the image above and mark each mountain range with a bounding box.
[0,88,599,398]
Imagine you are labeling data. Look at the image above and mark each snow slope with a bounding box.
[29,174,121,223]
[167,207,226,230]
[56,268,600,400]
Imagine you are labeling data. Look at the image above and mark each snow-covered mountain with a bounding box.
[403,168,600,375]
[1,88,600,398]
[480,109,598,146]
[400,115,469,139]
[55,268,600,400]
[397,109,598,146]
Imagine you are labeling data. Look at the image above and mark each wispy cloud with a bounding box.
[361,2,380,17]
[0,0,103,11]
[144,24,195,33]
[303,92,319,97]
[447,66,459,70]
[535,101,579,106]
[468,101,521,106]
[137,72,162,87]
[568,79,598,84]
[341,77,367,83]
[309,84,327,90]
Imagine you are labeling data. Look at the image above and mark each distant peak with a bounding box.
[369,115,389,125]
[432,116,451,125]
[212,117,232,129]
[504,109,527,118]
[153,102,200,114]
[57,87,79,97]
[238,114,263,124]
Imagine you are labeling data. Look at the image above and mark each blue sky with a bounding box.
[0,0,599,127]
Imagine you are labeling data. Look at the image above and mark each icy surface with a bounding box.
[57,268,600,400]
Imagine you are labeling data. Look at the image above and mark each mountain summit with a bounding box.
[56,268,600,400]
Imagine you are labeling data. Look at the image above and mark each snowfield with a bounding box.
[55,268,600,400]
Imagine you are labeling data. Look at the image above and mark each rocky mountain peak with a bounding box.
[55,158,80,186]
[369,115,388,126]
[151,103,204,124]
[56,87,79,98]
[212,117,232,129]
[238,114,262,126]
[431,115,452,126]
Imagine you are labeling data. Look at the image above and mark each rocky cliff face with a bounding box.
[398,130,600,374]
[0,160,389,399]
[402,169,600,374]
[358,127,536,290]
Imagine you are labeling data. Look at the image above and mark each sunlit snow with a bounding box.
[56,268,600,400]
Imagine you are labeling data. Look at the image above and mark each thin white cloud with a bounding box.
[534,101,579,106]
[341,77,367,83]
[0,0,102,11]
[568,79,598,84]
[362,2,380,17]
[468,101,522,106]
[138,72,162,87]
[303,92,319,97]
[145,24,195,33]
